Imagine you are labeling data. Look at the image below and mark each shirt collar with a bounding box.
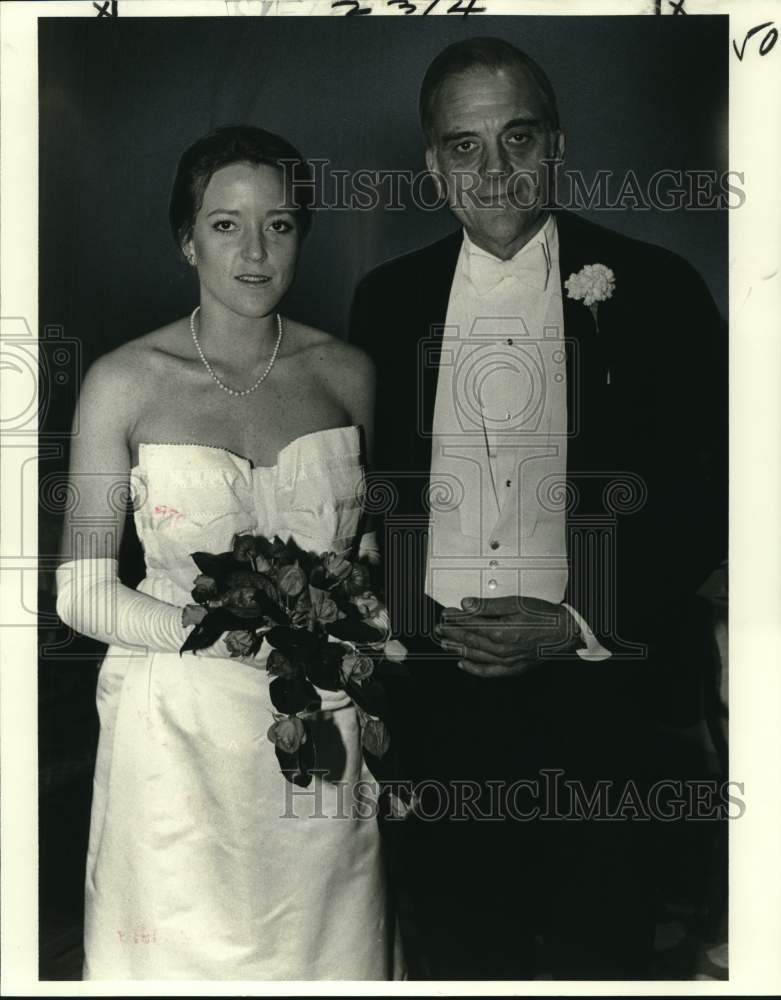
[463,212,557,266]
[460,213,558,291]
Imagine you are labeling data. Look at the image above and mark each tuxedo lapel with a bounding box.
[555,210,625,616]
[415,231,462,474]
[554,210,612,477]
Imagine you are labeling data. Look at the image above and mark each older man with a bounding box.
[350,37,726,980]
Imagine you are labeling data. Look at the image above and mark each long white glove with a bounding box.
[55,558,238,660]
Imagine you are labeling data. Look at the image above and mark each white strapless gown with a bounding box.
[83,427,404,980]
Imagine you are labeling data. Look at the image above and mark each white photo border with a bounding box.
[1,0,780,994]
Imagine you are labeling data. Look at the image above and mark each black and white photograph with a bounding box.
[1,0,780,993]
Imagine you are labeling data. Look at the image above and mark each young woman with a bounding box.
[56,126,403,980]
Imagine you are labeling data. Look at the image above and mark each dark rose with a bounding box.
[340,652,374,685]
[226,570,270,591]
[353,593,381,617]
[290,590,313,628]
[353,599,391,643]
[225,630,261,658]
[230,586,260,609]
[254,553,272,574]
[278,563,307,598]
[191,575,218,605]
[205,594,230,609]
[254,574,279,604]
[310,586,340,625]
[344,562,372,596]
[323,551,352,582]
[266,715,306,754]
[233,534,257,563]
[266,649,303,680]
[361,717,391,758]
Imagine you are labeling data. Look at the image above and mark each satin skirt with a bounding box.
[83,644,404,980]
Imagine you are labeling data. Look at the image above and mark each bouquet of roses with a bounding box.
[180,532,407,793]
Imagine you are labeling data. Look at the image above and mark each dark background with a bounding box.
[40,15,728,380]
[38,14,728,979]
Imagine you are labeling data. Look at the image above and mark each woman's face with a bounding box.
[184,161,300,320]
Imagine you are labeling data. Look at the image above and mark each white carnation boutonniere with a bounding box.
[564,263,616,383]
[564,263,615,324]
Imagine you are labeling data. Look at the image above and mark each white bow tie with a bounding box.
[464,243,550,295]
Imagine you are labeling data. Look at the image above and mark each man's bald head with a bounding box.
[419,36,560,146]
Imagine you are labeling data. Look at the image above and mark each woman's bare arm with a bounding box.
[59,349,137,563]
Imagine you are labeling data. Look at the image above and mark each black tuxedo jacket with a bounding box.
[349,210,727,661]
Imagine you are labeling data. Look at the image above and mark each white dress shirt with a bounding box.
[425,214,609,661]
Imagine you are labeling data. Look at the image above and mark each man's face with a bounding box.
[425,65,565,259]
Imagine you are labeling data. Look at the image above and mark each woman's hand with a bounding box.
[182,604,208,627]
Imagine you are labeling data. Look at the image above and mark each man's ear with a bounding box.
[425,148,444,199]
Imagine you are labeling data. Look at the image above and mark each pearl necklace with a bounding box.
[189,306,283,397]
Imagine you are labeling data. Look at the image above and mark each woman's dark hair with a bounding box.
[169,125,314,252]
[419,37,560,144]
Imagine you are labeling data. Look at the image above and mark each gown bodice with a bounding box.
[130,426,366,605]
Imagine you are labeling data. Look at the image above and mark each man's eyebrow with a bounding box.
[440,129,479,143]
[503,117,547,131]
[440,117,547,143]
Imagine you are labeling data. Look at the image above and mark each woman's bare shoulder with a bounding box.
[286,320,375,383]
[83,318,191,391]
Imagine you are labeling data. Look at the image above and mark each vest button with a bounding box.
[488,579,498,590]
[490,540,500,550]
[489,559,499,568]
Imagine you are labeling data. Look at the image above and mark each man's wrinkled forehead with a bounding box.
[428,65,553,143]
